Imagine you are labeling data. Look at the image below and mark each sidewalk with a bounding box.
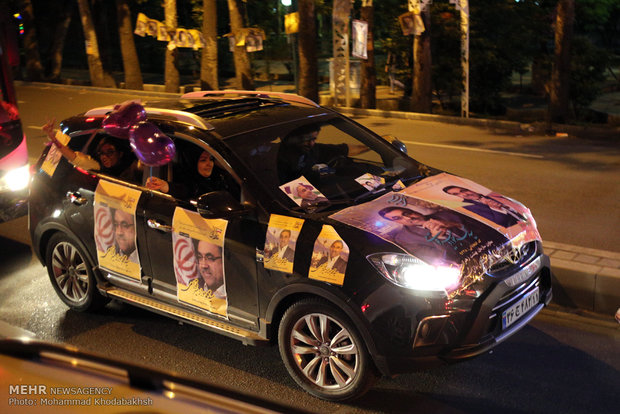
[544,241,620,315]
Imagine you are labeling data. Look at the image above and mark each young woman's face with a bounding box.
[197,151,214,178]
[98,143,121,168]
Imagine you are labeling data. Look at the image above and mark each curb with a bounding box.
[544,241,620,316]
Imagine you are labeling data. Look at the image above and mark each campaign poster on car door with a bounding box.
[399,173,541,246]
[172,207,228,317]
[308,225,349,286]
[41,132,71,177]
[264,214,305,274]
[94,181,142,280]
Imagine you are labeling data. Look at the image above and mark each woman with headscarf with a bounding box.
[146,150,238,200]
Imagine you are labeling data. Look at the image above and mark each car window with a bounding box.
[161,139,240,202]
[226,117,423,212]
[84,133,142,184]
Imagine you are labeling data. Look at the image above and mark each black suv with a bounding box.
[29,91,552,401]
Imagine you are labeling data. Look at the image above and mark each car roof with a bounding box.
[71,92,333,139]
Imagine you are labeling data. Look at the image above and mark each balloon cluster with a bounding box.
[101,101,175,167]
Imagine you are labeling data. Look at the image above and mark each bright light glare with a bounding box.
[1,165,30,192]
[400,262,461,292]
[281,0,292,6]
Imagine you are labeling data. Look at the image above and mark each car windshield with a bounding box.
[226,115,429,212]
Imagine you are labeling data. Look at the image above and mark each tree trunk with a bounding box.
[227,0,253,90]
[360,1,376,109]
[200,0,218,90]
[164,0,180,93]
[411,8,432,113]
[116,0,143,90]
[18,0,44,81]
[76,0,108,87]
[549,0,574,124]
[298,0,318,102]
[48,0,73,82]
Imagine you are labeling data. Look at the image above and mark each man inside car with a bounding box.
[277,124,369,183]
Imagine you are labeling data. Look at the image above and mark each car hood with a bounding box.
[329,172,541,293]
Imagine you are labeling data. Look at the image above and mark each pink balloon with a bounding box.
[102,101,146,139]
[129,121,176,166]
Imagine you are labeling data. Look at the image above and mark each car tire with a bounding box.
[45,232,109,312]
[278,298,378,401]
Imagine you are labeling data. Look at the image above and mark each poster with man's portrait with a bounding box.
[355,173,385,191]
[309,225,349,286]
[264,214,305,274]
[329,178,517,284]
[188,29,205,49]
[172,207,228,317]
[352,19,368,59]
[400,173,540,244]
[146,19,159,37]
[134,13,148,37]
[94,181,142,280]
[280,176,329,209]
[175,28,191,48]
[157,22,170,41]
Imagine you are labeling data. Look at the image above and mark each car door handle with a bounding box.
[66,191,87,206]
[147,219,173,233]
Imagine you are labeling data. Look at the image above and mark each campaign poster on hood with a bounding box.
[94,181,142,280]
[264,214,305,274]
[172,207,228,317]
[399,173,541,246]
[309,225,349,286]
[329,190,510,284]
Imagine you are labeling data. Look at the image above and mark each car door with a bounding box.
[51,131,153,285]
[141,135,261,331]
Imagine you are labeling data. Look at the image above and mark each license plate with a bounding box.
[501,287,540,329]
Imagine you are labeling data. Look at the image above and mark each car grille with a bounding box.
[488,241,538,275]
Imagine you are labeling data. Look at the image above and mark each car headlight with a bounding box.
[367,253,461,294]
[0,164,30,192]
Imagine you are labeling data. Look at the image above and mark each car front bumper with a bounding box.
[365,253,553,376]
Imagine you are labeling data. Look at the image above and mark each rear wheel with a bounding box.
[278,298,378,401]
[45,233,108,311]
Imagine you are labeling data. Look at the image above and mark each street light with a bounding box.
[281,0,292,6]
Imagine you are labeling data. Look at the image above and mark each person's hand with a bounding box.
[347,143,370,156]
[145,176,169,193]
[42,119,59,146]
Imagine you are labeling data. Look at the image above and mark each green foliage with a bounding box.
[569,35,609,110]
[469,0,544,114]
[430,4,461,105]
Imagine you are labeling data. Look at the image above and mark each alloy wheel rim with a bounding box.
[51,242,89,303]
[290,313,359,390]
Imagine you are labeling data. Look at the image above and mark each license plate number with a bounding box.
[501,287,540,329]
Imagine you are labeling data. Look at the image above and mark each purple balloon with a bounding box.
[129,122,176,166]
[102,101,146,139]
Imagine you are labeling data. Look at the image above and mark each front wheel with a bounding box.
[45,232,109,312]
[278,298,378,401]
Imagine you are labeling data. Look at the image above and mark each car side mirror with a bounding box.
[196,191,253,219]
[382,134,408,155]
